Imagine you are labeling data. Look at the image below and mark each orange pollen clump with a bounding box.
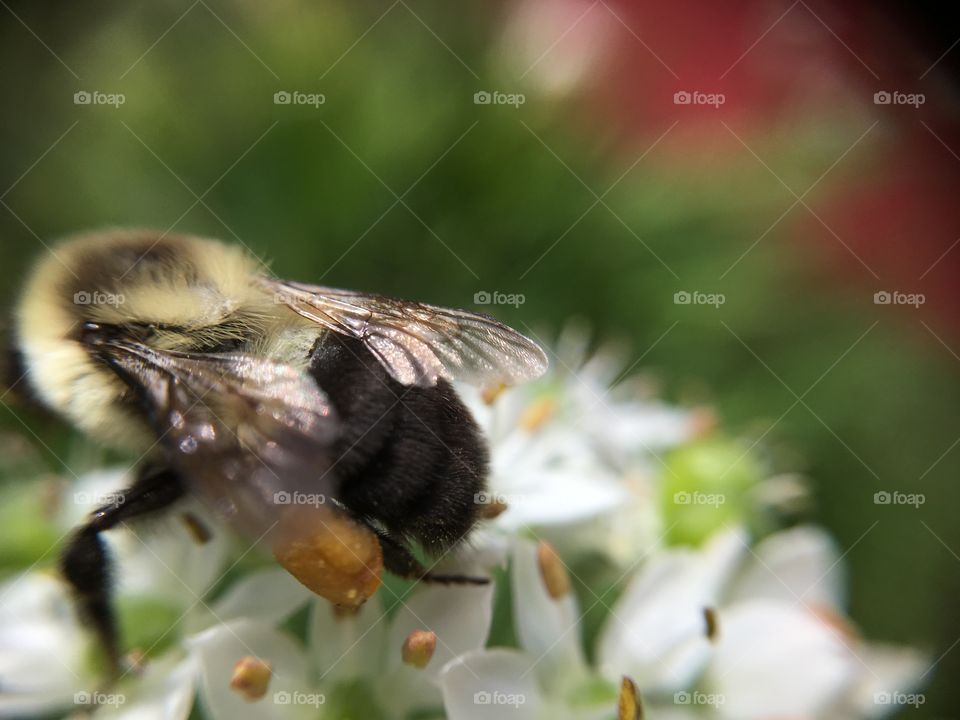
[271,505,383,608]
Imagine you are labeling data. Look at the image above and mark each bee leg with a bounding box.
[60,466,185,679]
[374,529,489,586]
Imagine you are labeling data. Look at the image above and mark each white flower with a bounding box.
[438,538,594,720]
[0,572,93,717]
[0,336,928,720]
[458,325,697,563]
[0,468,316,720]
[597,527,745,694]
[308,577,496,718]
[598,525,927,719]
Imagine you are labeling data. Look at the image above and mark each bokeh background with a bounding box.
[1,1,958,716]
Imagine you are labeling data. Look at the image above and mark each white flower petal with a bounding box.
[62,469,231,609]
[96,654,198,720]
[308,594,387,683]
[439,648,543,720]
[58,467,132,528]
[487,428,627,530]
[842,643,928,719]
[730,525,844,610]
[427,528,510,581]
[108,508,230,610]
[0,572,91,716]
[584,402,693,460]
[704,599,857,720]
[386,581,495,681]
[212,568,311,626]
[550,489,662,568]
[597,527,746,692]
[510,539,586,689]
[188,618,312,720]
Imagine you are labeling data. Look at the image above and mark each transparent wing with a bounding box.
[93,338,340,532]
[91,336,384,607]
[261,277,549,387]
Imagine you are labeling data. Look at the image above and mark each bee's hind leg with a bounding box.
[60,465,185,680]
[372,527,488,586]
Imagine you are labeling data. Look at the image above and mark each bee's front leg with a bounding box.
[60,465,185,680]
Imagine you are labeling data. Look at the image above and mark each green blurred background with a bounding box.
[1,2,958,716]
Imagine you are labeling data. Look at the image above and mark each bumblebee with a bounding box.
[13,229,547,674]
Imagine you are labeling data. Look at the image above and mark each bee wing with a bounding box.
[94,338,385,607]
[93,339,340,531]
[261,278,549,387]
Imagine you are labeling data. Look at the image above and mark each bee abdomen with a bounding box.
[309,335,488,554]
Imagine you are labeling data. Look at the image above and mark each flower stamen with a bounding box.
[618,675,643,719]
[537,541,570,599]
[229,656,272,701]
[401,629,437,668]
